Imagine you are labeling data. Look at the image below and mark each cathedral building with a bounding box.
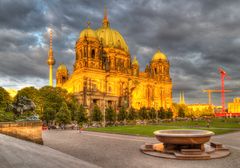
[55,9,172,113]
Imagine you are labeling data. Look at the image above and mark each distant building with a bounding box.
[187,104,214,117]
[179,91,185,104]
[228,97,240,113]
[187,104,213,112]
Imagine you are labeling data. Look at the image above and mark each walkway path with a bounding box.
[0,133,100,168]
[43,130,240,168]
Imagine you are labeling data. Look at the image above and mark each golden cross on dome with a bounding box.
[87,21,91,28]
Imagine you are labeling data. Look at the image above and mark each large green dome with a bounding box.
[96,27,129,52]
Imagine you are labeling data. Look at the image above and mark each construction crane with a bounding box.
[218,67,230,113]
[202,90,232,105]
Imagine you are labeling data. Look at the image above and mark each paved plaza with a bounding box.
[43,130,240,168]
[0,133,100,168]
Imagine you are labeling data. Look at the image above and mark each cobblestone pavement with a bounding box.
[0,133,100,168]
[43,130,240,168]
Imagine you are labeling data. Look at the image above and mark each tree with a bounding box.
[39,86,66,119]
[91,105,103,122]
[178,107,185,118]
[166,108,173,119]
[55,102,71,125]
[105,106,116,123]
[148,108,156,120]
[118,106,128,121]
[127,107,138,120]
[139,107,149,120]
[158,107,166,119]
[75,104,88,124]
[0,87,11,111]
[0,109,15,122]
[64,93,78,121]
[42,107,56,124]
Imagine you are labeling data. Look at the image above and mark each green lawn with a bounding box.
[86,118,240,137]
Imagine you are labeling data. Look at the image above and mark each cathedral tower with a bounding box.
[56,64,68,87]
[150,50,171,82]
[132,56,139,76]
[179,91,185,104]
[47,29,55,86]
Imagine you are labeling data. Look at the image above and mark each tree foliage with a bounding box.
[75,104,88,124]
[42,107,56,124]
[166,108,173,119]
[139,107,149,120]
[158,107,166,119]
[0,87,11,110]
[127,107,138,120]
[105,106,116,123]
[148,108,156,120]
[55,102,71,124]
[91,105,103,122]
[118,106,127,121]
[178,107,185,118]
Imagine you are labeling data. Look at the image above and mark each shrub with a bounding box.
[118,106,127,121]
[127,107,138,120]
[105,106,116,123]
[91,105,103,122]
[139,107,149,120]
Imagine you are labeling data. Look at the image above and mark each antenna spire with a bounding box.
[102,5,110,28]
[104,5,108,20]
[49,28,52,50]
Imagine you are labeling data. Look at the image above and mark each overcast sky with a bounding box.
[0,0,240,105]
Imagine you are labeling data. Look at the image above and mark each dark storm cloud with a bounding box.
[0,0,240,105]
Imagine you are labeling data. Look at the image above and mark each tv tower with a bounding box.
[47,28,55,86]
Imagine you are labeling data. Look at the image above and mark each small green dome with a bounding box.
[152,50,167,61]
[57,64,68,72]
[79,27,97,39]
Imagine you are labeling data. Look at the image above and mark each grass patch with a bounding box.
[86,118,240,137]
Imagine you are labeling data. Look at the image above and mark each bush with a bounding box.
[148,108,156,120]
[178,107,185,118]
[166,108,173,119]
[118,106,127,121]
[91,105,103,122]
[139,107,149,120]
[127,107,138,120]
[75,104,88,124]
[158,107,166,119]
[105,106,116,123]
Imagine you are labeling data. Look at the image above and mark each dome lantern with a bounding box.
[79,21,97,39]
[152,50,167,61]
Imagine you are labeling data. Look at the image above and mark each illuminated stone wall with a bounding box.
[0,121,43,144]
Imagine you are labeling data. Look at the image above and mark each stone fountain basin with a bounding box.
[154,129,215,145]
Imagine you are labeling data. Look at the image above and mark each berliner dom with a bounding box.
[55,8,172,113]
